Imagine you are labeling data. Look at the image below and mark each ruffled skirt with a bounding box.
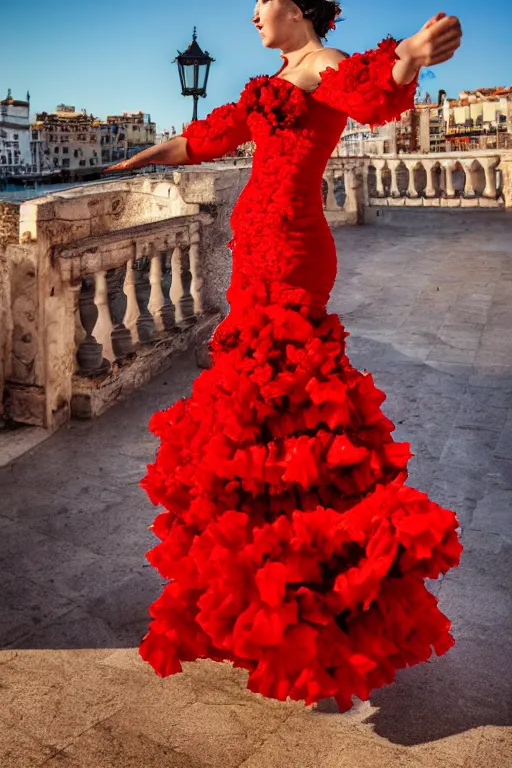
[140,280,462,710]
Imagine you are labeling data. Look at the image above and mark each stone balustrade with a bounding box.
[1,149,510,432]
[322,150,512,221]
[1,168,250,430]
[67,214,213,420]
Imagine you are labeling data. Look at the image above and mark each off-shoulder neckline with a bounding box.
[271,53,348,95]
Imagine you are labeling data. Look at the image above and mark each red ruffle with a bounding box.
[314,35,419,127]
[182,101,251,164]
[140,278,462,708]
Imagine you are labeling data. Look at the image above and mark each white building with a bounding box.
[0,90,32,176]
[336,117,396,156]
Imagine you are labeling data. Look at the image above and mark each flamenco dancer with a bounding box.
[108,2,464,710]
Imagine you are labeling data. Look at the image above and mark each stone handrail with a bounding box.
[2,149,510,431]
[323,150,512,221]
[2,168,250,430]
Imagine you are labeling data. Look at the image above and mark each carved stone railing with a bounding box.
[322,157,367,225]
[2,150,510,432]
[63,215,213,419]
[323,150,512,221]
[2,169,250,430]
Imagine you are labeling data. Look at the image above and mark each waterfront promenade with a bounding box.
[0,211,511,767]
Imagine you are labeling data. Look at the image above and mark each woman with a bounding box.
[110,2,463,711]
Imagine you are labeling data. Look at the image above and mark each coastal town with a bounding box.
[1,78,511,191]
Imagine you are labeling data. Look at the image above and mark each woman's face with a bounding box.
[252,0,302,49]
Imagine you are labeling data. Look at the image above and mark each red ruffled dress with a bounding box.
[140,37,462,710]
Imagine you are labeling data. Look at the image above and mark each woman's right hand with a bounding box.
[104,157,144,173]
[103,137,190,173]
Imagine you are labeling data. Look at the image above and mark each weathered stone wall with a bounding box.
[0,202,20,418]
[0,202,19,245]
[3,170,251,430]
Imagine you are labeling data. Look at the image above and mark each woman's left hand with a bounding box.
[396,12,462,70]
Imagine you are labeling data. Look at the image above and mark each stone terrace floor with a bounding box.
[0,209,511,768]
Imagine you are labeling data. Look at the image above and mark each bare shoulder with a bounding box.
[309,47,349,76]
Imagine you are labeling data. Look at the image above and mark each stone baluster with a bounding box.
[340,166,361,223]
[342,167,354,210]
[359,159,371,207]
[179,242,196,326]
[442,159,459,198]
[386,159,402,198]
[92,270,114,361]
[421,159,438,198]
[189,220,204,315]
[170,239,196,327]
[76,276,109,375]
[460,158,477,198]
[404,160,419,198]
[107,265,133,359]
[170,243,185,325]
[159,248,177,331]
[372,158,387,198]
[123,247,141,343]
[133,242,157,343]
[74,286,86,353]
[148,243,166,333]
[480,156,500,198]
[324,169,337,210]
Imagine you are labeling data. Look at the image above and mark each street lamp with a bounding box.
[174,27,215,122]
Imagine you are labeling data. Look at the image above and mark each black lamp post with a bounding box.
[174,27,215,122]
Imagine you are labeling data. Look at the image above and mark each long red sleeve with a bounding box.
[182,100,251,164]
[313,36,419,127]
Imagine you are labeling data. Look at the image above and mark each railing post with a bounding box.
[386,159,402,198]
[325,169,337,211]
[107,264,133,360]
[443,159,459,199]
[148,242,166,333]
[422,159,438,199]
[480,156,500,198]
[372,158,387,198]
[189,220,204,315]
[404,159,420,198]
[93,270,114,361]
[76,276,109,375]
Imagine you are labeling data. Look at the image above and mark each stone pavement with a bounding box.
[0,210,511,768]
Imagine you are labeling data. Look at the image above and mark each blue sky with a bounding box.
[1,0,510,132]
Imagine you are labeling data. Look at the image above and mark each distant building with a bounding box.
[0,90,32,176]
[104,112,156,163]
[31,106,102,175]
[444,87,512,151]
[337,84,512,155]
[416,91,447,153]
[30,107,157,175]
[336,111,418,156]
[337,117,378,155]
[156,126,177,144]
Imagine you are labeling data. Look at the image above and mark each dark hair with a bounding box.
[292,0,342,39]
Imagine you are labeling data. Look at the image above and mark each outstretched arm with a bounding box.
[312,12,462,127]
[106,99,251,171]
[106,136,189,171]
